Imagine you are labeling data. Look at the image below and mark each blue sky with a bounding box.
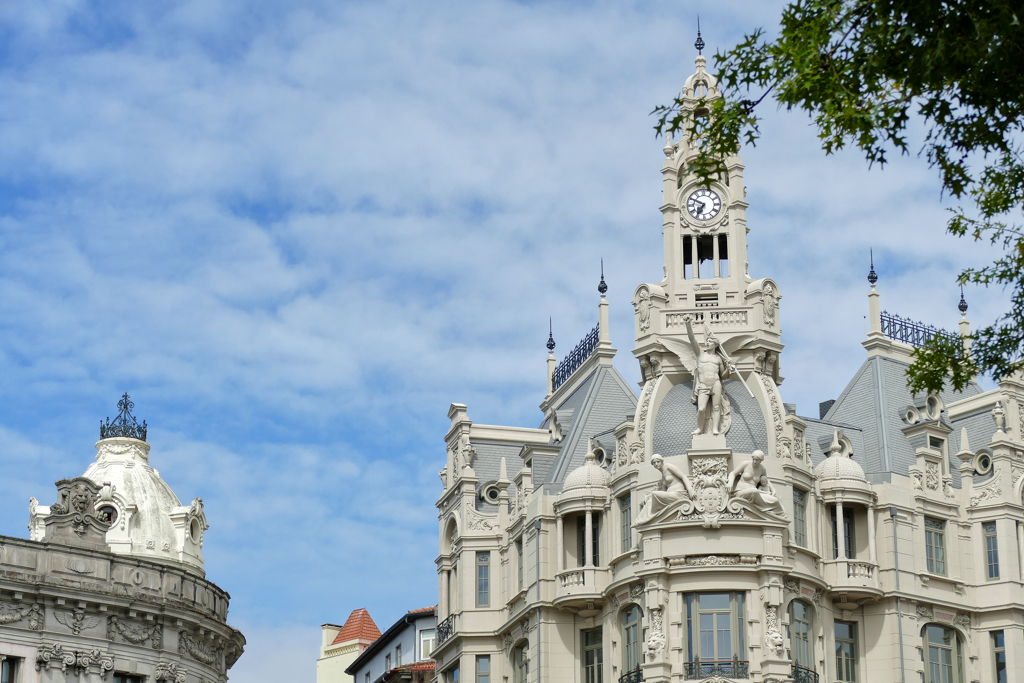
[0,1,1007,680]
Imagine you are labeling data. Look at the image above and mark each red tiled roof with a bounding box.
[331,608,381,645]
[407,606,436,614]
[383,660,436,681]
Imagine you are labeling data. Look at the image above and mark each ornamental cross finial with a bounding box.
[867,248,878,285]
[100,392,148,442]
[598,258,608,295]
[958,284,968,315]
[547,318,556,352]
[695,17,704,55]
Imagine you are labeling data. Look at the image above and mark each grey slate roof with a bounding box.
[810,354,986,487]
[653,380,769,456]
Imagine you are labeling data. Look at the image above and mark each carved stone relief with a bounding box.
[759,374,784,454]
[634,380,654,456]
[466,509,498,532]
[925,462,941,490]
[970,473,1002,507]
[635,287,651,333]
[107,615,162,649]
[55,609,101,635]
[155,662,188,683]
[179,631,222,669]
[0,602,43,630]
[36,643,114,678]
[763,605,785,658]
[760,282,778,326]
[645,607,665,662]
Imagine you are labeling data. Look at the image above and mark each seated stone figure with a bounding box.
[636,454,695,524]
[726,450,785,516]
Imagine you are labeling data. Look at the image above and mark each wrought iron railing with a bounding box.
[792,664,819,683]
[436,614,455,645]
[100,393,148,441]
[618,668,644,683]
[552,323,599,390]
[683,657,749,680]
[880,311,956,348]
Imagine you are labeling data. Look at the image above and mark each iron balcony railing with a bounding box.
[436,614,455,645]
[792,664,819,683]
[683,657,749,680]
[618,668,644,683]
[551,323,599,390]
[880,311,956,348]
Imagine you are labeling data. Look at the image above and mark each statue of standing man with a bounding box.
[683,315,738,436]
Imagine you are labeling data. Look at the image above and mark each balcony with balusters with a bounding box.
[553,566,611,608]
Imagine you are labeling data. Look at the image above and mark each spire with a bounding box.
[958,284,968,316]
[867,249,878,286]
[598,259,608,296]
[546,318,556,352]
[694,16,704,55]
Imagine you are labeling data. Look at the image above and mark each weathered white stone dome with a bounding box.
[563,448,611,492]
[815,453,867,483]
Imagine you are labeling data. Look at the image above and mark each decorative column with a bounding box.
[835,502,846,560]
[439,571,448,619]
[585,511,594,567]
[690,235,698,279]
[1017,522,1024,584]
[712,235,720,277]
[556,516,564,573]
[867,504,877,564]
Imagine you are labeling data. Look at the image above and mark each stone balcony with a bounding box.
[822,558,882,601]
[553,567,611,608]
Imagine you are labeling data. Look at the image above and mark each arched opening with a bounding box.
[621,604,643,678]
[921,624,965,683]
[513,640,529,683]
[788,599,814,675]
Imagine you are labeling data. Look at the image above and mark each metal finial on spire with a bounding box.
[695,16,704,55]
[958,284,968,315]
[546,318,556,352]
[100,392,147,442]
[867,249,878,285]
[598,258,608,295]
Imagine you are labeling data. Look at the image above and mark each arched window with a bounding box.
[789,600,814,672]
[513,641,529,683]
[622,605,642,675]
[922,624,964,683]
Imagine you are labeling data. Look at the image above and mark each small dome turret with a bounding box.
[815,429,866,483]
[563,439,611,492]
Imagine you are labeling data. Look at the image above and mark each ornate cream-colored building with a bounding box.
[0,395,244,683]
[430,49,1024,683]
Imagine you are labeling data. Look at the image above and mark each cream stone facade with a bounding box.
[430,51,1024,683]
[0,395,244,683]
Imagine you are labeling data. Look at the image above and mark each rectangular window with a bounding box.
[683,237,693,280]
[831,506,855,559]
[984,522,999,579]
[717,235,729,278]
[685,592,745,674]
[925,517,947,575]
[385,654,391,670]
[396,644,402,667]
[582,628,603,683]
[993,631,1006,683]
[114,676,144,683]
[793,489,807,547]
[620,494,632,554]
[1,658,19,683]
[476,551,490,607]
[420,629,436,659]
[516,538,524,591]
[835,621,857,682]
[623,605,641,674]
[450,664,460,683]
[476,655,490,683]
[696,236,715,279]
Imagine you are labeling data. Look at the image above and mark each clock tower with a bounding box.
[632,51,783,384]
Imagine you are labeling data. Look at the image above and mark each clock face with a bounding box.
[686,189,722,221]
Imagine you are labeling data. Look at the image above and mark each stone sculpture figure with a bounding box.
[727,450,785,516]
[636,454,694,524]
[660,315,741,436]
